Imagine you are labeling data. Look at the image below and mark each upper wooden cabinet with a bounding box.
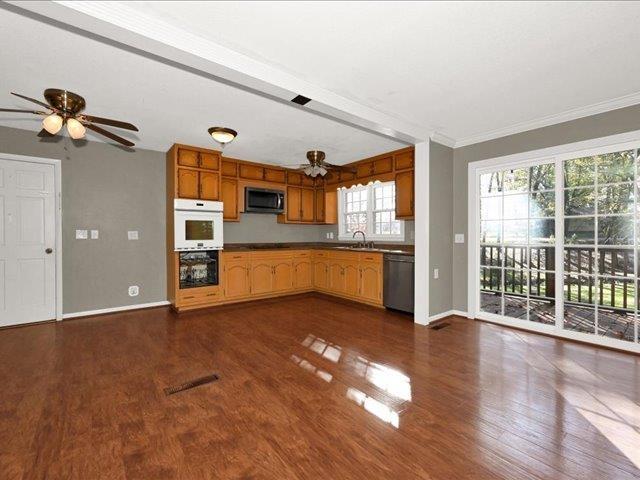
[394,150,414,170]
[221,159,238,177]
[264,168,286,184]
[285,186,314,223]
[169,145,222,201]
[177,147,220,171]
[373,156,393,175]
[221,177,239,221]
[314,189,337,224]
[177,168,199,199]
[356,161,373,179]
[239,164,264,181]
[395,170,414,218]
[315,189,325,223]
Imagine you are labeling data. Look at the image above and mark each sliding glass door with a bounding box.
[476,147,639,349]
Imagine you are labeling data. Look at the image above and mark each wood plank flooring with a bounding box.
[1,293,639,479]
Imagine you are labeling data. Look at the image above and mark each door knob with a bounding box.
[45,248,53,254]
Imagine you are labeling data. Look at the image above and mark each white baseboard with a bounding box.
[63,301,170,319]
[428,309,469,322]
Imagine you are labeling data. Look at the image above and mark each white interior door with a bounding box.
[0,158,56,326]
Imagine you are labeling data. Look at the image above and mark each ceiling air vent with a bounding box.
[291,94,311,105]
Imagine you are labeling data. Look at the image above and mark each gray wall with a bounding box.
[0,125,166,314]
[225,213,323,243]
[429,141,453,316]
[452,104,640,312]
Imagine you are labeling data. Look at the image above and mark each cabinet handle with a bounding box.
[183,295,195,300]
[206,293,216,297]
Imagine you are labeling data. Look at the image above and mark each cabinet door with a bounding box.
[273,261,293,292]
[313,261,329,290]
[343,262,360,297]
[177,168,199,199]
[301,175,315,187]
[287,186,301,221]
[301,188,315,222]
[177,148,199,167]
[221,159,238,177]
[359,263,382,303]
[394,150,414,170]
[373,156,393,174]
[199,152,220,170]
[294,260,312,290]
[356,161,373,178]
[264,168,286,183]
[239,164,264,180]
[221,177,238,220]
[324,170,340,185]
[395,170,414,218]
[200,171,220,200]
[287,171,303,185]
[315,189,325,223]
[251,262,273,295]
[224,262,251,299]
[329,262,345,294]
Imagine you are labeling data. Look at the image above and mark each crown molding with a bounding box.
[430,131,456,148]
[454,90,640,148]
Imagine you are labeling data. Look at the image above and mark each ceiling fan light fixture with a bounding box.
[319,166,328,176]
[208,127,237,146]
[304,166,313,176]
[66,117,86,139]
[42,113,63,134]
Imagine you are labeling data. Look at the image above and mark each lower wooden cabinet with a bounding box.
[224,259,251,300]
[173,249,386,311]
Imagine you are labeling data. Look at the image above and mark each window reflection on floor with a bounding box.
[296,333,412,428]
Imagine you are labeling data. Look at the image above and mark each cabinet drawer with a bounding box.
[360,252,382,264]
[224,252,252,261]
[292,250,311,258]
[313,250,330,258]
[177,287,221,305]
[328,250,359,261]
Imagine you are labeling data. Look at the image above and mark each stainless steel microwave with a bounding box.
[244,187,285,214]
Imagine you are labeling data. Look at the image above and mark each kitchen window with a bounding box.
[338,181,404,241]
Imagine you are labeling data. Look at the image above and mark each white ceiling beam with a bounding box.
[7,1,431,144]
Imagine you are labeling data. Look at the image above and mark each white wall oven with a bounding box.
[174,199,223,251]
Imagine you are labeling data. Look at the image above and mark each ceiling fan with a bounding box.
[287,151,356,177]
[0,89,139,147]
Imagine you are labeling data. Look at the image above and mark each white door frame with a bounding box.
[467,129,640,354]
[0,152,62,321]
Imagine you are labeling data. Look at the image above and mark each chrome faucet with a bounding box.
[353,230,366,247]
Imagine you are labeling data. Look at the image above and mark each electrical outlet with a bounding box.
[127,230,139,240]
[128,285,139,297]
[326,232,330,239]
[329,232,334,239]
[433,268,439,279]
[91,230,99,239]
[75,229,87,240]
[454,234,465,244]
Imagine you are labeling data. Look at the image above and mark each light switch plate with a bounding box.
[329,232,334,239]
[454,233,465,244]
[433,268,439,279]
[127,230,139,240]
[75,229,87,240]
[91,230,99,239]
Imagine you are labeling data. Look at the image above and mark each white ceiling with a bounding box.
[0,6,405,165]
[123,1,640,145]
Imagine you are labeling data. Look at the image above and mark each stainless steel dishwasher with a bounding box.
[383,254,414,314]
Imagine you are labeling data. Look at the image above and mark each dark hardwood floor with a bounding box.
[1,293,639,479]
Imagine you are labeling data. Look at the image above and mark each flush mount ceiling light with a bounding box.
[208,127,237,146]
[0,89,139,146]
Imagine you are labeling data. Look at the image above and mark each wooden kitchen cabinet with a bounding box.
[343,262,360,297]
[177,148,200,167]
[264,168,286,184]
[329,262,345,294]
[394,150,414,170]
[315,188,326,223]
[199,152,220,170]
[272,260,293,292]
[221,159,238,177]
[373,156,393,175]
[359,262,382,303]
[301,188,314,222]
[239,164,264,180]
[224,260,251,300]
[221,177,239,221]
[199,171,220,200]
[251,261,273,295]
[356,161,373,179]
[395,170,414,218]
[293,257,312,290]
[177,168,199,199]
[286,186,302,221]
[177,148,220,171]
[313,254,329,290]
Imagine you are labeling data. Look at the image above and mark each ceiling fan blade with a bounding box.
[85,123,134,147]
[10,92,52,110]
[80,114,138,131]
[0,108,47,115]
[37,128,54,137]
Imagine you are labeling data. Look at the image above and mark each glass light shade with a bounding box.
[304,167,313,175]
[208,127,237,145]
[42,114,63,134]
[319,167,328,176]
[66,117,86,139]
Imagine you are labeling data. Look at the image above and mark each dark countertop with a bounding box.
[223,242,415,256]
